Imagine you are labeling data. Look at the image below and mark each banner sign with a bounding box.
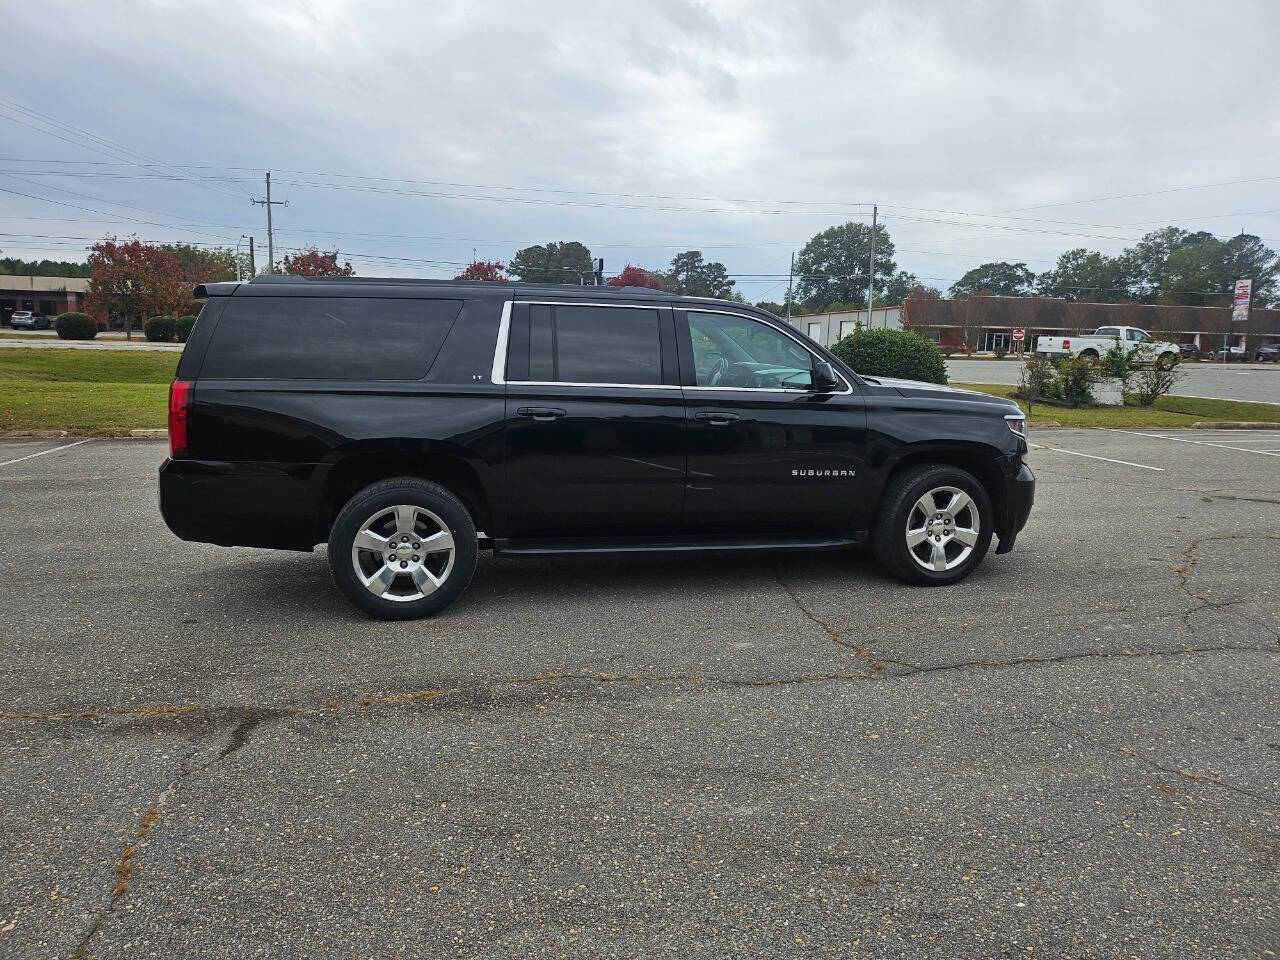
[1231,279,1252,323]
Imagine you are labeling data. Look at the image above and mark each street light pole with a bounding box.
[235,235,248,281]
[866,204,877,326]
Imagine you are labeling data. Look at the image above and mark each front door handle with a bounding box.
[516,406,567,421]
[694,411,741,425]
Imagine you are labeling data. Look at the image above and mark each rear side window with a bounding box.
[200,297,463,380]
[510,304,663,384]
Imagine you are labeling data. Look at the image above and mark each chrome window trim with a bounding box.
[490,299,853,395]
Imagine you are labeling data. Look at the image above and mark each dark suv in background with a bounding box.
[159,276,1034,619]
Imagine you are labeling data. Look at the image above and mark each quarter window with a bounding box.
[201,297,463,380]
[687,312,815,389]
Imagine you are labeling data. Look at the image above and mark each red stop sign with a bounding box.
[1012,328,1026,341]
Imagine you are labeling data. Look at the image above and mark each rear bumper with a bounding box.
[158,458,321,551]
[994,460,1034,554]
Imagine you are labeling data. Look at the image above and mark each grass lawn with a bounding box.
[0,348,176,434]
[953,382,1280,427]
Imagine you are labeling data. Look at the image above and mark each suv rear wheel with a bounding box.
[873,464,993,585]
[329,477,478,619]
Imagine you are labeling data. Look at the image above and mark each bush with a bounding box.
[1130,364,1181,406]
[175,315,197,343]
[993,345,1008,359]
[54,312,97,340]
[830,328,948,385]
[1053,355,1098,406]
[1017,354,1055,407]
[144,316,176,342]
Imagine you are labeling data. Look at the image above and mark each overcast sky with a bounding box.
[1,0,1276,299]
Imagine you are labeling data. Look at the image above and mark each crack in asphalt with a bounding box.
[1174,534,1280,641]
[1049,721,1277,809]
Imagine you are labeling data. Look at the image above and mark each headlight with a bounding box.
[1005,414,1026,438]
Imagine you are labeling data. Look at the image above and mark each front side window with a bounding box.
[511,304,663,385]
[687,311,814,389]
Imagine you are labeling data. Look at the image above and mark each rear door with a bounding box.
[677,308,869,536]
[499,300,686,539]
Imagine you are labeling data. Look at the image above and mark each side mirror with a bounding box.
[812,361,840,392]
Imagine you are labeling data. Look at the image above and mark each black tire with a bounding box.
[872,464,993,586]
[1079,349,1099,361]
[1156,351,1177,370]
[328,477,478,620]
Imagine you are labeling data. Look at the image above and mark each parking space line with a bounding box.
[1099,427,1280,457]
[1030,443,1164,471]
[0,439,91,468]
[1174,393,1280,406]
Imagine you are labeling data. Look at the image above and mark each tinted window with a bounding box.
[517,305,661,384]
[201,297,463,380]
[1097,327,1119,338]
[688,312,814,389]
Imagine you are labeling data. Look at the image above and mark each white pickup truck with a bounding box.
[1035,326,1180,368]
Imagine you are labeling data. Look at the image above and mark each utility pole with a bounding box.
[250,172,287,274]
[866,204,877,327]
[786,250,795,322]
[594,258,604,286]
[247,236,255,278]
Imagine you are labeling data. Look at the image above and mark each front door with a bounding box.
[678,309,868,536]
[501,301,686,539]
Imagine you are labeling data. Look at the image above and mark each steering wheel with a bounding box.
[708,356,729,387]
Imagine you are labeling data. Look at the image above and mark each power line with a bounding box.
[0,98,254,204]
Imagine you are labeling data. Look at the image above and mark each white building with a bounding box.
[784,306,902,347]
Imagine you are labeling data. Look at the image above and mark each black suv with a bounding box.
[159,276,1034,619]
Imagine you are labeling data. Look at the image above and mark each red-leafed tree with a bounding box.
[85,238,186,339]
[606,263,664,290]
[280,247,355,277]
[454,260,508,282]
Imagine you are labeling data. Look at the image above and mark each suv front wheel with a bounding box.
[873,464,993,585]
[329,478,478,619]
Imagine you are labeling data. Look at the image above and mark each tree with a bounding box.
[606,263,664,289]
[1220,233,1277,304]
[1035,248,1132,302]
[899,284,942,332]
[1161,240,1227,305]
[85,238,186,340]
[663,250,734,298]
[507,241,593,284]
[161,243,246,285]
[880,270,919,306]
[280,247,355,277]
[0,255,91,278]
[949,262,1035,297]
[454,260,508,282]
[793,221,897,310]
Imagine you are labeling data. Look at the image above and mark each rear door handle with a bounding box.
[516,406,567,421]
[694,411,741,425]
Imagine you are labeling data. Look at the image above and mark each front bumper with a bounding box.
[994,461,1035,554]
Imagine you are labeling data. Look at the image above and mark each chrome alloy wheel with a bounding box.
[350,504,456,602]
[904,485,980,573]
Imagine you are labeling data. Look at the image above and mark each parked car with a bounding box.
[159,276,1035,619]
[1214,346,1248,362]
[9,311,50,330]
[1035,326,1180,368]
[1255,344,1280,363]
[1178,342,1202,360]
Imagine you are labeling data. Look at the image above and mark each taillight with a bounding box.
[1062,339,1070,349]
[169,379,192,458]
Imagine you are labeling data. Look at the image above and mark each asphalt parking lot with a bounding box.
[1,433,1277,958]
[946,358,1280,405]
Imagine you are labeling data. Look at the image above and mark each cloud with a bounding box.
[0,0,1276,295]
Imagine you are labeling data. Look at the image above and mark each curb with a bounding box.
[1,429,166,439]
[1190,421,1280,430]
